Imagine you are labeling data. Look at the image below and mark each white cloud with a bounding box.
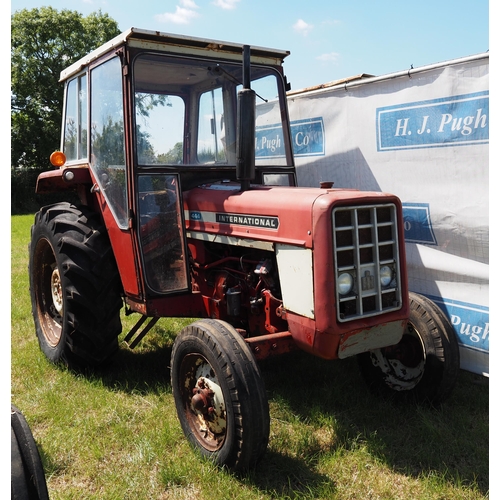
[212,0,241,10]
[155,4,200,25]
[316,52,340,62]
[180,0,199,8]
[293,19,313,36]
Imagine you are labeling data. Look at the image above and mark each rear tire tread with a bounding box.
[29,202,123,368]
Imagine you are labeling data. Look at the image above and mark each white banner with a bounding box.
[287,54,489,376]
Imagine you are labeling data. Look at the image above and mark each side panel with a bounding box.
[275,245,314,319]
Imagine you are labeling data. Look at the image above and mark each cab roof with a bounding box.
[60,27,290,82]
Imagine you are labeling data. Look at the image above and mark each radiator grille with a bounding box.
[333,204,402,322]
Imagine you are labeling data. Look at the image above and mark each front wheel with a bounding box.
[358,292,460,405]
[171,319,270,471]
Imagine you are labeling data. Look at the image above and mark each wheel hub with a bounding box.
[371,328,426,391]
[191,376,226,436]
[50,267,63,315]
[181,355,227,451]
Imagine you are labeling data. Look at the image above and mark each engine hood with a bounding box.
[183,182,398,248]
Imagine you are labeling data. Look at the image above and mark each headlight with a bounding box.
[380,266,393,287]
[338,272,354,295]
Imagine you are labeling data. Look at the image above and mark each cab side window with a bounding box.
[63,74,87,161]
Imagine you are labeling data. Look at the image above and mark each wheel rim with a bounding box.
[33,238,63,347]
[179,353,227,452]
[369,323,426,391]
[50,267,63,315]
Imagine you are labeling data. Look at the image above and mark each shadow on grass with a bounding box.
[88,340,174,396]
[72,331,488,497]
[258,351,489,496]
[236,451,337,499]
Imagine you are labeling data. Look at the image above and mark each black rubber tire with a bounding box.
[29,203,123,369]
[171,319,270,471]
[11,405,49,500]
[358,292,460,405]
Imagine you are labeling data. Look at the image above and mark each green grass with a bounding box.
[12,213,489,499]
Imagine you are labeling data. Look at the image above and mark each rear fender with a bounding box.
[35,167,92,193]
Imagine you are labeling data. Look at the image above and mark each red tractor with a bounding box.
[29,28,459,471]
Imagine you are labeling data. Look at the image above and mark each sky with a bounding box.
[9,0,490,91]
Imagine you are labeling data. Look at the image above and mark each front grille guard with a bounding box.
[333,204,402,322]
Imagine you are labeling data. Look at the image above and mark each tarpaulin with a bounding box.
[286,53,489,376]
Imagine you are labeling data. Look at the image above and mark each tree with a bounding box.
[158,142,184,165]
[11,7,121,170]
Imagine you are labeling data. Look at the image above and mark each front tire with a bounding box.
[171,319,270,471]
[358,292,460,405]
[29,203,123,369]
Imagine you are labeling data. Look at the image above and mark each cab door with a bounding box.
[135,172,189,294]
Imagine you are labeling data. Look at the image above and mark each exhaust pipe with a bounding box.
[236,45,256,191]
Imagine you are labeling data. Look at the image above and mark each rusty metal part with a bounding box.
[191,381,214,414]
[180,354,227,452]
[261,289,286,334]
[32,238,63,348]
[245,331,298,360]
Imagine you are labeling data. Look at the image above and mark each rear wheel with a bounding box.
[171,319,269,471]
[358,292,460,405]
[29,203,123,369]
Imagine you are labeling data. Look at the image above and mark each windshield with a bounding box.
[132,53,290,167]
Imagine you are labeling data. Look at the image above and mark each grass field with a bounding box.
[11,213,489,499]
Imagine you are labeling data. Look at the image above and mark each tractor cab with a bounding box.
[40,28,295,307]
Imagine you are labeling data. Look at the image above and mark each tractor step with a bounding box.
[123,316,159,349]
